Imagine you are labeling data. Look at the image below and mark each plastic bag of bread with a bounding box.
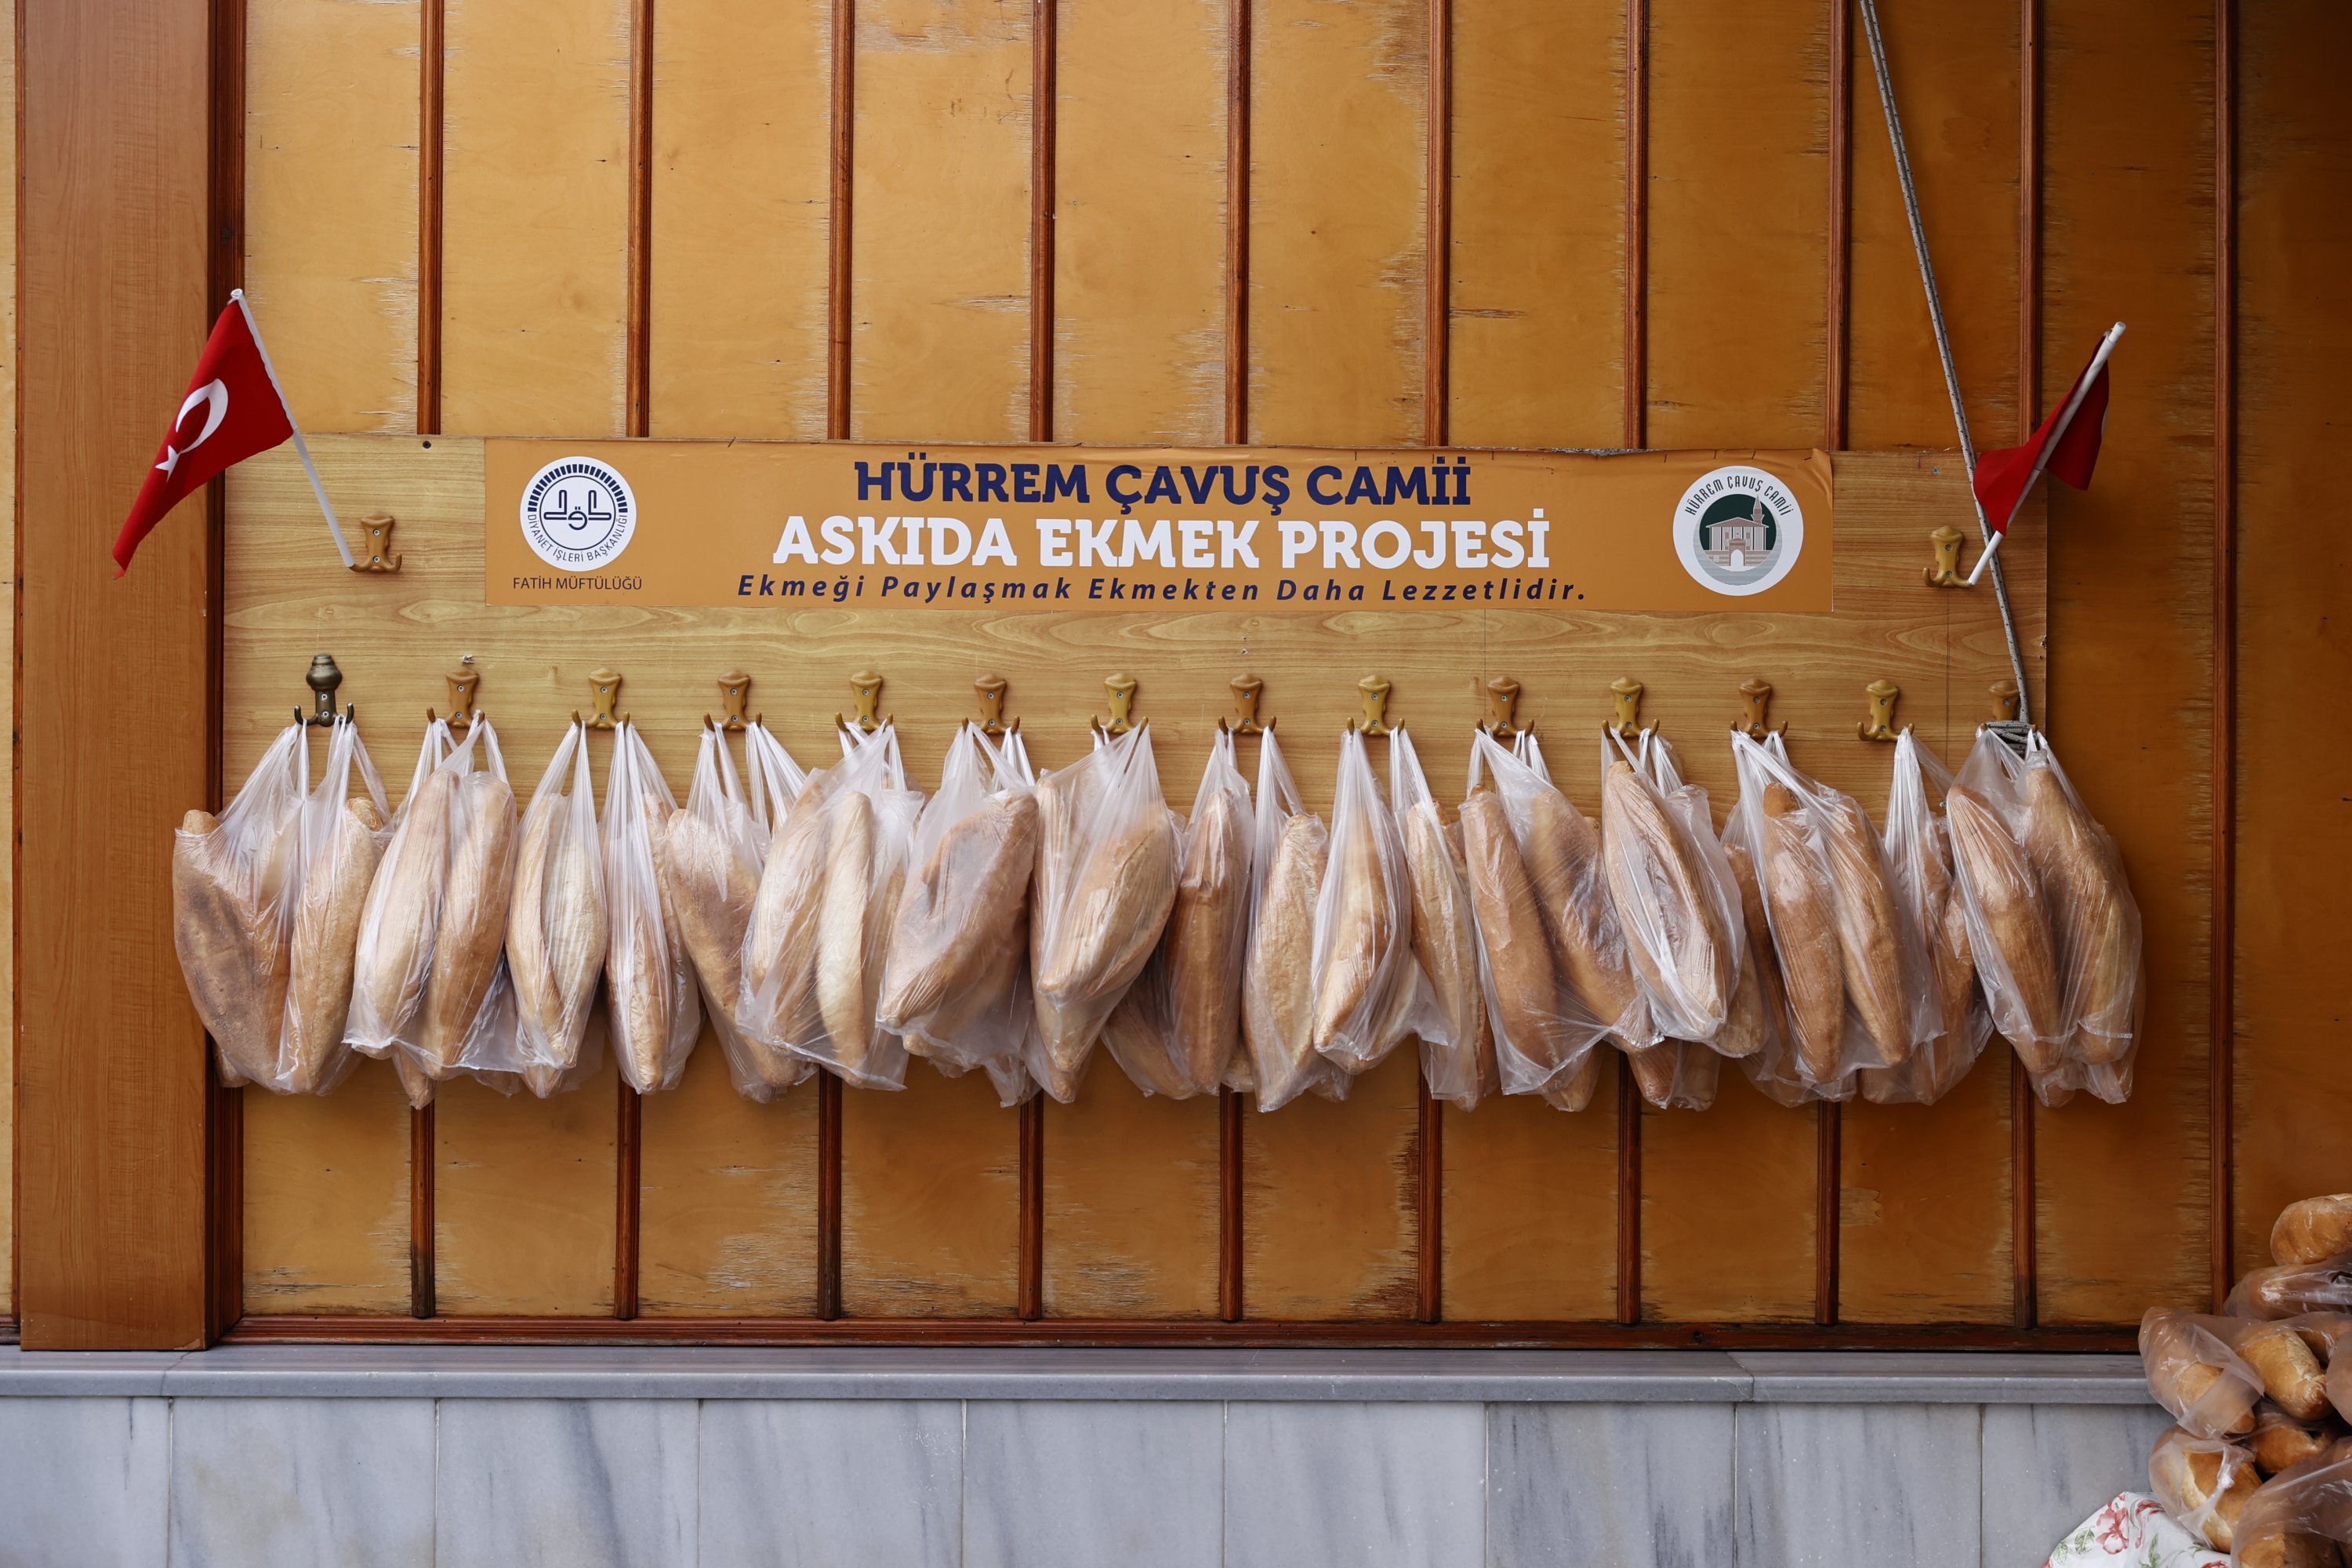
[176,722,309,1087]
[2231,1450,2352,1566]
[1242,729,1345,1111]
[405,717,521,1100]
[1023,724,1178,1102]
[2277,1200,2352,1269]
[1599,728,1744,1050]
[1458,730,1613,1106]
[2228,1318,2336,1423]
[508,720,608,1097]
[1308,728,1420,1076]
[601,721,702,1094]
[1100,728,1255,1099]
[2152,1425,2264,1551]
[2254,1405,2346,1477]
[738,721,921,1090]
[2233,1262,2352,1323]
[276,717,392,1094]
[1857,731,1991,1105]
[2146,1307,2267,1438]
[1388,728,1494,1109]
[658,721,814,1102]
[880,723,1039,1093]
[1644,735,1766,1062]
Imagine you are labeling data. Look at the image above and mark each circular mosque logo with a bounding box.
[521,456,636,571]
[1671,465,1805,597]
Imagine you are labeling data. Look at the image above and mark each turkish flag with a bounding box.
[1971,336,2114,536]
[112,299,295,575]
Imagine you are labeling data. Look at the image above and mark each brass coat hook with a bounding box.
[1924,524,1970,588]
[1100,673,1139,735]
[717,670,752,732]
[1353,676,1394,736]
[1609,677,1646,741]
[1483,676,1525,739]
[577,666,626,731]
[975,674,1011,736]
[1735,677,1781,742]
[1230,674,1270,735]
[350,513,401,574]
[839,670,886,735]
[1859,679,1902,742]
[432,657,481,731]
[299,652,354,728]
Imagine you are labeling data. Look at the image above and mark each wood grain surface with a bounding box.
[840,1066,1022,1316]
[1439,1064,1618,1322]
[1040,1066,1221,1318]
[434,1065,620,1316]
[1243,1047,1421,1319]
[242,1057,412,1314]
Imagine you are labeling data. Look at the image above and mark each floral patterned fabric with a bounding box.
[2045,1493,2227,1568]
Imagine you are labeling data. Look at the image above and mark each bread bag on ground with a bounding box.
[1241,729,1344,1111]
[2230,1318,2336,1422]
[2230,1450,2352,1566]
[2145,1307,2267,1438]
[1599,728,1740,1047]
[2278,1200,2352,1269]
[1861,731,1992,1105]
[2233,1262,2352,1324]
[1392,728,1494,1109]
[602,721,702,1094]
[2151,1424,2263,1551]
[2254,1405,2346,1477]
[508,721,608,1097]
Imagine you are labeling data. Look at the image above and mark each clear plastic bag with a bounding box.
[278,718,392,1094]
[1310,728,1419,1076]
[2227,1318,2336,1423]
[1598,728,1744,1049]
[1028,724,1179,1102]
[1459,730,1613,1105]
[737,721,920,1090]
[2250,1404,2342,1478]
[603,720,702,1094]
[1860,731,1992,1105]
[507,720,608,1098]
[1242,728,1344,1112]
[659,722,814,1102]
[880,723,1040,1092]
[2151,1425,2263,1551]
[2232,1261,2352,1323]
[2230,1450,2352,1566]
[1100,728,1256,1100]
[2276,1198,2352,1269]
[2146,1307,2267,1438]
[1390,728,1494,1110]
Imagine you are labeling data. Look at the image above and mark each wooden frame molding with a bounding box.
[2209,0,2237,1311]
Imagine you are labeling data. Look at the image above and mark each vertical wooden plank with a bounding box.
[435,1067,620,1315]
[1247,0,1426,445]
[851,0,1032,442]
[648,0,830,437]
[638,1036,821,1316]
[1042,1072,1220,1319]
[1445,0,1624,451]
[2230,0,2352,1279]
[1052,0,1225,444]
[1635,0,1828,1319]
[840,1069,1021,1316]
[1244,1049,1420,1319]
[2205,0,2234,1312]
[2035,0,2212,1323]
[0,0,16,1323]
[1440,1080,1617,1322]
[20,0,215,1349]
[1835,0,2021,1324]
[241,0,419,431]
[242,1058,411,1313]
[438,0,631,435]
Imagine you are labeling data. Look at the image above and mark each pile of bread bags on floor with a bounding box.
[2138,1196,2352,1566]
[171,707,2142,1114]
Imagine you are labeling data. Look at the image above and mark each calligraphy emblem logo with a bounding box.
[521,456,636,571]
[1671,464,1804,597]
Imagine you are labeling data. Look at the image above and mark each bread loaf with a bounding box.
[419,774,517,1069]
[1309,804,1395,1058]
[1461,790,1573,1076]
[1164,786,1250,1092]
[1029,761,1094,1098]
[1243,813,1327,1105]
[742,778,832,1023]
[2150,1427,2260,1551]
[1450,819,1503,1102]
[173,809,280,1084]
[2276,1198,2352,1267]
[2252,1407,2339,1475]
[815,790,881,1075]
[2022,764,2136,1062]
[608,795,690,1091]
[2238,1321,2333,1421]
[1525,794,1644,1040]
[1100,983,1194,1098]
[2235,1263,2352,1322]
[354,767,458,1044]
[283,797,386,1092]
[1816,792,1913,1065]
[512,791,605,1098]
[2238,1531,2347,1568]
[878,790,1040,1029]
[1759,784,1845,1080]
[1724,842,1790,1054]
[2143,1310,2263,1438]
[1947,786,2063,1069]
[1601,760,1730,1035]
[1037,811,1178,1004]
[1624,1041,1679,1107]
[1540,1046,1602,1111]
[1402,799,1483,1068]
[506,796,558,1047]
[394,1051,436,1109]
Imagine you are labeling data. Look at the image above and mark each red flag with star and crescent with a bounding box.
[112,299,295,575]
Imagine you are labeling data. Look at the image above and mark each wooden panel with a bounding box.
[2230,0,2352,1278]
[1639,1073,1813,1320]
[1644,0,1828,449]
[1041,1069,1221,1318]
[1839,1053,2013,1322]
[648,0,830,437]
[1440,1064,1617,1321]
[1053,0,1226,443]
[1247,0,1425,445]
[242,0,419,431]
[0,0,16,1321]
[851,0,1033,442]
[243,1056,411,1313]
[841,1067,1021,1316]
[20,0,214,1349]
[435,1065,619,1315]
[2034,0,2212,1323]
[1446,0,1623,449]
[1244,1048,1420,1319]
[639,1029,821,1316]
[439,0,631,435]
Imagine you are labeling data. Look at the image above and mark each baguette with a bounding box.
[1816,792,1913,1065]
[1402,799,1483,1069]
[2238,1533,2347,1568]
[1759,785,1846,1081]
[1164,787,1250,1092]
[1029,761,1095,1098]
[514,795,605,1097]
[2251,1408,2338,1476]
[658,802,802,1094]
[1036,811,1178,1004]
[1451,819,1503,1102]
[878,790,1040,1030]
[1725,843,1791,1053]
[815,790,882,1074]
[1242,813,1328,1105]
[419,773,517,1069]
[2238,1321,2332,1421]
[1947,786,2063,1069]
[1540,1046,1602,1111]
[1625,1040,1680,1107]
[173,809,278,1085]
[1100,982,1194,1099]
[506,797,559,1049]
[1525,794,1644,1039]
[2022,764,2136,1062]
[2276,1198,2352,1267]
[354,767,458,1045]
[1310,804,1396,1058]
[2143,1310,2263,1437]
[2150,1427,2260,1552]
[610,795,689,1092]
[1461,791,1575,1077]
[2235,1263,2352,1322]
[283,797,387,1091]
[742,777,833,1022]
[1601,761,1730,1035]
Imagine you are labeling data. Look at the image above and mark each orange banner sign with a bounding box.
[485,441,1832,612]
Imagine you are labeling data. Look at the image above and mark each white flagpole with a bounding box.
[1966,321,2126,586]
[230,288,354,568]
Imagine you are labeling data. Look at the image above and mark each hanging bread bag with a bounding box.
[1241,728,1341,1111]
[1389,727,1494,1110]
[508,720,608,1098]
[603,720,702,1094]
[1598,727,1744,1054]
[345,718,466,1107]
[276,716,392,1094]
[1860,730,1992,1105]
[1309,727,1421,1077]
